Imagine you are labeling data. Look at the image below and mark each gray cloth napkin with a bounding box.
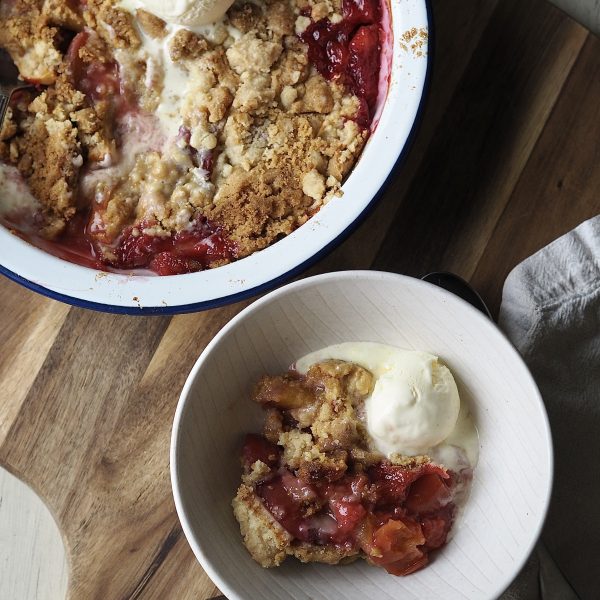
[498,215,600,600]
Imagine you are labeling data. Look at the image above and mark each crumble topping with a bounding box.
[135,9,167,39]
[0,0,383,274]
[232,483,293,568]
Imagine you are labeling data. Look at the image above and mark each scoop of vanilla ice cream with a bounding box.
[365,351,460,456]
[295,343,473,466]
[139,0,234,26]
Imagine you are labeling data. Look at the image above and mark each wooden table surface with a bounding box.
[1,0,599,598]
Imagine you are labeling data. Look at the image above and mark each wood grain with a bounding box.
[0,0,598,598]
[373,0,588,281]
[0,278,70,443]
[0,467,68,600]
[472,32,600,315]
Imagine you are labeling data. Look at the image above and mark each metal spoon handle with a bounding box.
[421,272,493,319]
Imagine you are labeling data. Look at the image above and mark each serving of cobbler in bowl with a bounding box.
[171,272,553,600]
[232,344,478,576]
[0,0,429,312]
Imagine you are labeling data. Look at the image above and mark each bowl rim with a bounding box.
[170,269,554,600]
[0,0,434,315]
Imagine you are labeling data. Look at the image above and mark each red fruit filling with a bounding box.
[369,462,450,507]
[66,29,141,123]
[177,127,215,175]
[257,472,368,546]
[405,472,453,513]
[300,0,382,128]
[67,31,122,104]
[96,216,236,275]
[244,434,459,575]
[242,434,282,470]
[33,212,235,275]
[369,518,428,575]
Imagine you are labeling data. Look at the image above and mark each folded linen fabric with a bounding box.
[498,215,600,600]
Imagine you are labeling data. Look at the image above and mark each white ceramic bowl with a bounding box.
[0,1,431,314]
[171,271,553,600]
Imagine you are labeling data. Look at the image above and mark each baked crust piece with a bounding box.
[289,542,360,565]
[0,0,65,85]
[0,75,115,237]
[135,9,167,39]
[232,484,293,568]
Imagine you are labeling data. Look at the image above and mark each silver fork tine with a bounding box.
[0,93,9,127]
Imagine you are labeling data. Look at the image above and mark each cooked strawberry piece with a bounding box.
[67,31,121,103]
[281,470,320,504]
[257,475,302,533]
[300,1,382,128]
[171,233,212,261]
[201,232,231,262]
[241,434,281,470]
[384,553,429,576]
[177,125,191,145]
[149,253,199,276]
[301,19,354,80]
[257,470,320,540]
[420,506,454,550]
[370,518,427,575]
[319,474,369,542]
[326,26,354,77]
[115,223,167,269]
[320,473,369,501]
[373,518,425,558]
[99,216,234,274]
[172,217,234,262]
[369,463,449,507]
[198,149,214,176]
[329,499,366,542]
[354,97,370,130]
[348,25,381,114]
[342,0,381,26]
[405,473,453,514]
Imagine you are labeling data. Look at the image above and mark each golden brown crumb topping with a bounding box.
[135,9,167,40]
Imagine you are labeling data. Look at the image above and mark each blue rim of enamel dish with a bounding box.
[0,0,434,315]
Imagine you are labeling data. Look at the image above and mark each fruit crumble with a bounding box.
[0,0,389,275]
[233,355,476,575]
